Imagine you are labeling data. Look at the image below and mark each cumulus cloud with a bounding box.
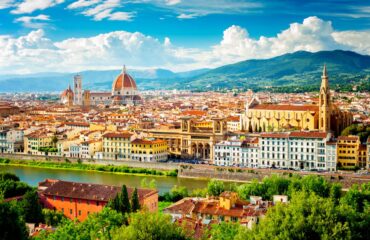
[14,14,50,28]
[11,0,65,14]
[1,16,370,74]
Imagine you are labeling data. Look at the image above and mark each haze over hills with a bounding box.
[0,50,369,92]
[175,50,370,91]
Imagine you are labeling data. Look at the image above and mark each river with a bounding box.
[0,165,210,194]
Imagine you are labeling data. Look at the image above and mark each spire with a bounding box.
[322,64,327,77]
[122,65,126,74]
[321,64,329,89]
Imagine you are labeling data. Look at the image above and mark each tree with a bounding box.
[236,192,352,240]
[0,172,20,182]
[149,179,157,189]
[121,185,131,214]
[112,212,188,240]
[207,179,225,196]
[21,189,44,223]
[131,188,140,212]
[210,222,241,240]
[0,202,28,240]
[170,185,189,202]
[42,209,66,226]
[45,208,124,240]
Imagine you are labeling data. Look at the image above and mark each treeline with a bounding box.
[341,124,370,143]
[0,158,178,177]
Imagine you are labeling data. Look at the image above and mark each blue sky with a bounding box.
[0,0,370,74]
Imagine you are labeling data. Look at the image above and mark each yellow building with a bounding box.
[145,117,227,163]
[242,65,352,136]
[359,144,367,169]
[337,135,361,167]
[131,138,168,162]
[24,131,55,155]
[102,132,132,160]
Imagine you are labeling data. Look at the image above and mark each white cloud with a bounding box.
[11,0,65,14]
[165,0,181,6]
[14,14,50,28]
[1,16,370,74]
[68,0,133,21]
[67,0,101,9]
[0,0,15,9]
[177,13,199,19]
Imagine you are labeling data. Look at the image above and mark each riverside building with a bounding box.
[214,131,337,172]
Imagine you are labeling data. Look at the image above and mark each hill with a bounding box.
[0,50,369,92]
[175,50,370,92]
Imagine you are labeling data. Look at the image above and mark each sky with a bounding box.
[0,0,370,74]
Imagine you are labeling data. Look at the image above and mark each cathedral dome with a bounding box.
[61,85,74,98]
[112,66,137,92]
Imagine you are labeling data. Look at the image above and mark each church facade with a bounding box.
[60,66,142,107]
[242,65,352,136]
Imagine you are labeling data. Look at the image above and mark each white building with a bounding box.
[0,128,24,153]
[214,131,337,172]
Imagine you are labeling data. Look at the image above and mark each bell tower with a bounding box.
[73,74,83,105]
[319,64,331,131]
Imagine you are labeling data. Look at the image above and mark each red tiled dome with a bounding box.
[112,69,137,92]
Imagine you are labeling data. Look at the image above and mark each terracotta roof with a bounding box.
[182,110,206,116]
[103,132,132,138]
[338,136,359,141]
[131,138,166,145]
[113,71,137,91]
[250,104,318,112]
[289,131,327,139]
[39,179,157,202]
[261,133,289,138]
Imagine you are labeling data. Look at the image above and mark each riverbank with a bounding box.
[0,158,178,177]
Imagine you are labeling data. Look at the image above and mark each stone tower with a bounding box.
[319,64,331,132]
[73,74,83,105]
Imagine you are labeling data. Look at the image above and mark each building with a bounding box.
[164,192,277,229]
[145,117,227,163]
[24,131,55,155]
[359,144,367,169]
[214,137,259,167]
[131,138,168,162]
[38,179,158,221]
[337,135,361,168]
[73,74,83,105]
[0,127,24,153]
[60,85,74,107]
[102,132,132,160]
[242,66,352,136]
[214,131,337,172]
[60,66,142,107]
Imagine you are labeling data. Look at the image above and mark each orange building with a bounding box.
[38,179,158,221]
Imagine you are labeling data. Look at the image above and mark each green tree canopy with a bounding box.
[112,211,188,240]
[0,202,28,240]
[131,188,140,212]
[21,189,44,223]
[207,179,225,196]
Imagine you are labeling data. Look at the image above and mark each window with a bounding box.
[96,201,99,206]
[79,210,82,216]
[70,209,73,214]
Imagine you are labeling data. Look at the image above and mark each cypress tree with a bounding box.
[131,188,140,212]
[121,185,131,214]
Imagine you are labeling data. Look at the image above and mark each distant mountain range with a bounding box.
[0,50,369,92]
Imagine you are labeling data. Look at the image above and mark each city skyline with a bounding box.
[0,0,370,74]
